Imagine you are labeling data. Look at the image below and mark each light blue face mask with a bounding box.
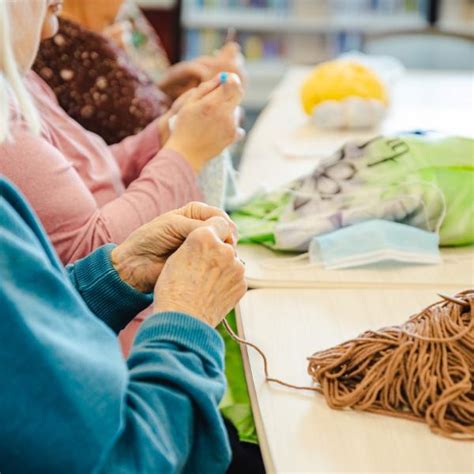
[308,219,441,270]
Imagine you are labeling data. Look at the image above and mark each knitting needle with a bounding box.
[225,27,237,44]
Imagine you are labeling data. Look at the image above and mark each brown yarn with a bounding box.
[224,290,474,440]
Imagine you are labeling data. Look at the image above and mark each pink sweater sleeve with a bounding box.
[109,120,162,187]
[0,129,202,264]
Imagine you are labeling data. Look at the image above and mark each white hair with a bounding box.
[0,0,41,143]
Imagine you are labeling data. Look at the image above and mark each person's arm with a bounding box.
[100,313,230,473]
[0,193,230,473]
[66,243,152,333]
[109,119,163,187]
[0,129,201,264]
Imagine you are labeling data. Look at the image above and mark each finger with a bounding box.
[201,72,244,110]
[179,201,228,221]
[177,61,209,84]
[234,127,246,144]
[178,202,238,244]
[205,216,235,244]
[170,214,236,247]
[188,75,222,102]
[170,86,198,112]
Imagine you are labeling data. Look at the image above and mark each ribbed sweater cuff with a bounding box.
[134,312,225,369]
[71,244,153,333]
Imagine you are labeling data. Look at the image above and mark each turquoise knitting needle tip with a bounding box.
[219,72,228,84]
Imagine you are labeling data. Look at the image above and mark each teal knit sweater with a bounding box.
[0,177,230,473]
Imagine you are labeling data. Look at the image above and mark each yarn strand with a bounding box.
[224,290,474,440]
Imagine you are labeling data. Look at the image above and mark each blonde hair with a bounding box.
[0,0,41,143]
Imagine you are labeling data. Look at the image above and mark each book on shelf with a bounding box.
[184,29,286,61]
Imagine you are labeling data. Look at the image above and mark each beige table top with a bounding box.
[238,243,474,289]
[237,68,474,288]
[236,288,474,474]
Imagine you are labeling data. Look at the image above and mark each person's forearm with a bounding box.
[67,244,152,333]
[56,149,202,265]
[98,312,231,473]
[94,148,202,253]
[110,120,162,186]
[1,176,230,472]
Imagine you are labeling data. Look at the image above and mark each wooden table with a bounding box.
[236,68,474,288]
[234,69,474,472]
[236,288,473,474]
[238,244,474,289]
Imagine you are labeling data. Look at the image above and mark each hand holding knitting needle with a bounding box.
[157,36,246,100]
[154,219,247,327]
[111,202,237,293]
[163,72,244,173]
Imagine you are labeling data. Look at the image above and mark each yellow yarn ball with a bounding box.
[300,60,389,115]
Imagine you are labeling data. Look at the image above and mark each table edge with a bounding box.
[236,300,277,474]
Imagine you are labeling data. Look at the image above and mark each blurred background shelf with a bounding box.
[140,0,473,110]
[242,60,288,108]
[182,9,427,33]
[181,0,433,109]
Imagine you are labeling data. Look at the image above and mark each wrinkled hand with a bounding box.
[154,223,247,327]
[111,202,237,293]
[164,73,244,172]
[157,61,210,101]
[157,42,246,101]
[155,83,208,144]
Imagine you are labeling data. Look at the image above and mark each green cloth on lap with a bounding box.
[218,311,258,444]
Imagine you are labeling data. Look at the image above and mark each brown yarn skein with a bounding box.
[224,290,474,440]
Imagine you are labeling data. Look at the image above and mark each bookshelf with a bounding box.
[182,7,427,33]
[179,1,472,108]
[181,0,431,108]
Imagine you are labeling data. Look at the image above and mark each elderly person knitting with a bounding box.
[33,0,245,144]
[0,0,244,353]
[0,3,246,472]
[58,0,244,100]
[0,0,243,264]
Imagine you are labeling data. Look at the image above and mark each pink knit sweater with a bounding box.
[0,71,201,264]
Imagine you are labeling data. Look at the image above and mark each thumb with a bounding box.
[202,72,243,111]
[172,215,235,246]
[205,216,235,245]
[178,61,209,83]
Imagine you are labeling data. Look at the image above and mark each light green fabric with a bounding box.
[232,134,474,250]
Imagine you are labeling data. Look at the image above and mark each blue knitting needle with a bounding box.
[219,72,229,84]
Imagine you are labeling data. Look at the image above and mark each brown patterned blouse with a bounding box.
[33,18,170,144]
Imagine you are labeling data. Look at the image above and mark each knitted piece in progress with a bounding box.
[225,290,474,440]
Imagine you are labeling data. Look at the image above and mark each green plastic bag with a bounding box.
[233,133,474,250]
